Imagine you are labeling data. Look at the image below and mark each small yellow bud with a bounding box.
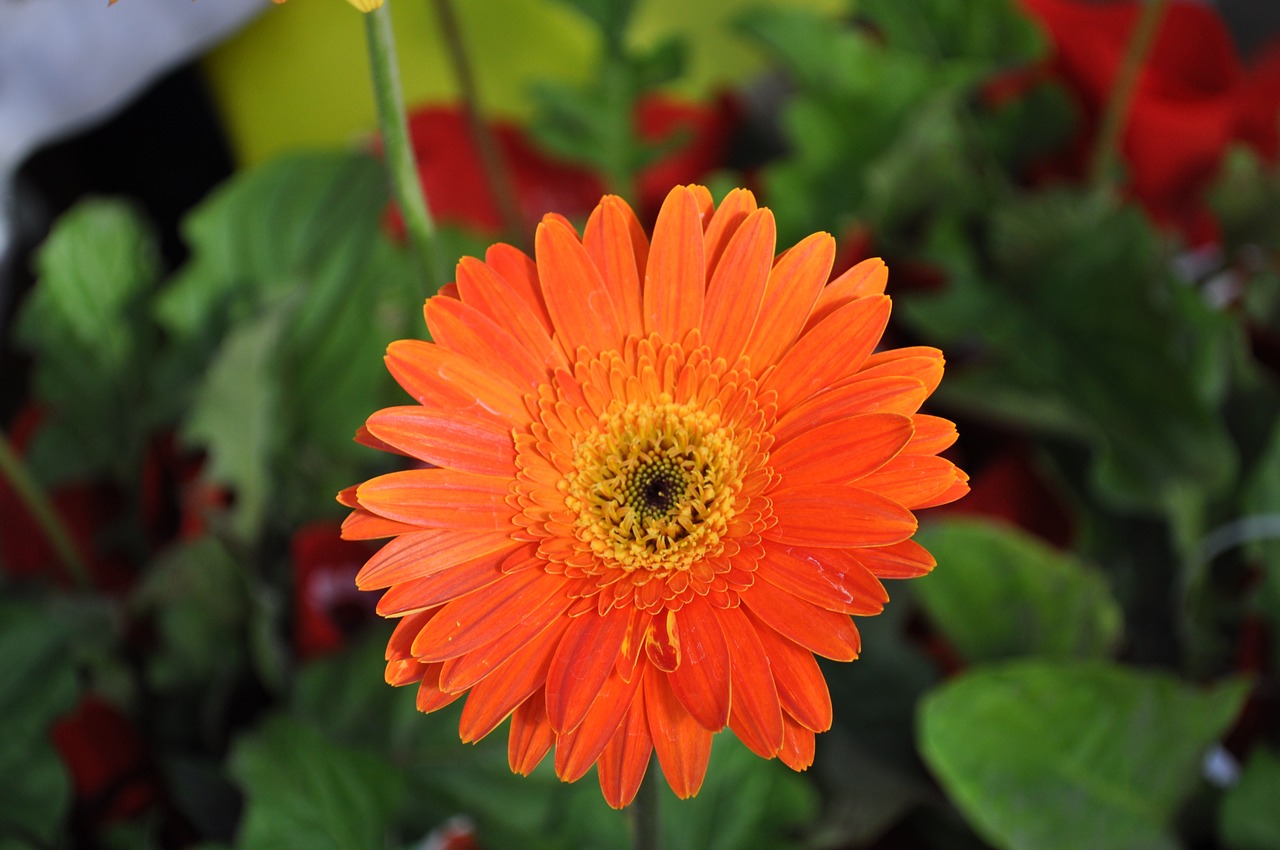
[345,0,384,10]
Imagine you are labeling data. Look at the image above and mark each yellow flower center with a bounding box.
[565,400,742,573]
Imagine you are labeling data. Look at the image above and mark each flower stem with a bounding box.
[0,433,92,590]
[1090,0,1169,186]
[429,0,526,246]
[364,1,445,293]
[629,757,661,850]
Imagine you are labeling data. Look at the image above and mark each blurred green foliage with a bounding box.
[5,0,1280,848]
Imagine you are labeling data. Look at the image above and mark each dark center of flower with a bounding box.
[626,459,687,521]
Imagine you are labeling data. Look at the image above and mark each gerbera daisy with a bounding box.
[340,184,967,808]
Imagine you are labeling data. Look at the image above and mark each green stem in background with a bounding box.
[430,0,527,247]
[1090,0,1170,186]
[0,434,92,591]
[629,758,661,850]
[364,2,446,293]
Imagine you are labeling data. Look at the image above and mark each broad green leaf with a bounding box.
[181,308,285,542]
[914,519,1122,662]
[15,200,161,483]
[154,153,389,343]
[1219,748,1280,849]
[229,716,405,850]
[1240,416,1280,661]
[156,152,419,538]
[919,661,1248,850]
[0,602,85,846]
[903,190,1237,514]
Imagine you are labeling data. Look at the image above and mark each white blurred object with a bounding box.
[0,0,270,306]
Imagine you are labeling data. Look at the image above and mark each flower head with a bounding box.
[341,185,968,807]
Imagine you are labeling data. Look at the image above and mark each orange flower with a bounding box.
[340,185,968,808]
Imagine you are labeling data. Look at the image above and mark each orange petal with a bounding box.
[644,186,705,341]
[410,569,567,661]
[757,545,888,616]
[546,605,633,733]
[373,551,509,616]
[767,484,916,547]
[856,455,963,509]
[456,256,566,371]
[437,578,573,691]
[770,376,928,445]
[644,670,712,799]
[643,609,681,672]
[763,295,890,413]
[365,405,516,477]
[457,617,569,742]
[702,187,758,277]
[701,208,776,363]
[859,346,944,395]
[742,231,835,370]
[384,339,528,424]
[484,242,553,335]
[717,606,783,758]
[416,664,464,712]
[778,712,816,771]
[667,596,732,731]
[356,528,517,590]
[508,689,555,775]
[770,413,913,486]
[554,665,643,782]
[750,612,832,733]
[354,424,406,456]
[805,257,888,331]
[688,184,714,223]
[356,468,515,531]
[742,578,861,661]
[583,196,646,337]
[596,679,653,809]
[341,507,422,540]
[913,469,970,508]
[386,609,437,661]
[906,414,959,454]
[535,216,624,356]
[424,296,548,390]
[851,539,936,579]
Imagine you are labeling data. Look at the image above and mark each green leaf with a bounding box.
[1220,748,1280,849]
[181,308,286,542]
[229,716,405,850]
[156,152,419,540]
[919,661,1249,850]
[548,0,636,49]
[1240,417,1280,661]
[858,0,1046,66]
[662,735,817,850]
[15,199,161,483]
[134,537,252,692]
[903,190,1238,514]
[0,602,85,846]
[914,519,1123,662]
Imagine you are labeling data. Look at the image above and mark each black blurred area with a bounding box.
[0,63,236,427]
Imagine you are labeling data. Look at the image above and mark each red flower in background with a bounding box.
[291,521,379,659]
[0,407,133,591]
[51,697,157,825]
[1018,0,1246,243]
[398,95,740,236]
[1016,0,1280,245]
[1236,39,1280,162]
